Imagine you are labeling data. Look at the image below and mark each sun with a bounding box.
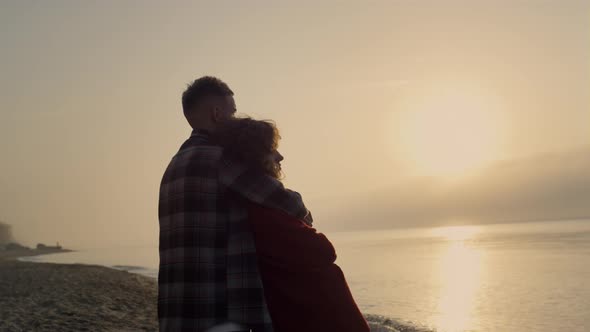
[392,87,505,178]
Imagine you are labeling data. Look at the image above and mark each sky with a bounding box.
[0,0,588,248]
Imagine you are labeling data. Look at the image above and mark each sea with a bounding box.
[19,219,590,332]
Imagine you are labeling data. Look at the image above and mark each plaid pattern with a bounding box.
[158,129,312,332]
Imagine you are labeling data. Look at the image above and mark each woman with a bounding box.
[213,117,370,332]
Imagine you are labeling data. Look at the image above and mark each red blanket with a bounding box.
[247,202,370,332]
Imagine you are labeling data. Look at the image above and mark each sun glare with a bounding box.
[430,225,482,241]
[433,241,484,332]
[393,86,505,178]
[426,224,485,332]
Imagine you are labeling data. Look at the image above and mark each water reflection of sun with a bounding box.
[430,225,482,241]
[431,227,485,332]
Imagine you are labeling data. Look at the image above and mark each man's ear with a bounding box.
[211,108,222,123]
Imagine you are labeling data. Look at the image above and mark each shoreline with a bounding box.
[12,248,159,280]
[0,251,158,332]
[0,247,75,262]
[0,249,426,332]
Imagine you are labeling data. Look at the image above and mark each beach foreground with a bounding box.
[0,258,158,332]
[0,256,419,332]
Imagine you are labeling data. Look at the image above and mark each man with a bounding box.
[158,76,312,332]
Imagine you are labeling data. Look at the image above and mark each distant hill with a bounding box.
[319,145,590,231]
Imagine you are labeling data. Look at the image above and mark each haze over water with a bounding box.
[3,2,589,331]
[2,1,589,248]
[24,219,590,332]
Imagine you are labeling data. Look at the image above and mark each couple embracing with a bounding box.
[158,76,369,332]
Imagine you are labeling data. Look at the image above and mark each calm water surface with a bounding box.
[21,220,590,332]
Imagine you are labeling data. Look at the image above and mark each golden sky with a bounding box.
[0,1,588,248]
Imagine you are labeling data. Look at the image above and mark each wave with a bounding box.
[365,313,434,332]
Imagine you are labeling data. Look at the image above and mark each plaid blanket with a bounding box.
[158,129,312,332]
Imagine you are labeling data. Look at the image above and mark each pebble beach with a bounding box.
[0,250,158,332]
[0,250,420,332]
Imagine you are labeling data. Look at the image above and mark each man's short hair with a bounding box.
[182,76,234,116]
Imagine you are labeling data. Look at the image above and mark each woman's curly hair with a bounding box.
[212,117,283,179]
